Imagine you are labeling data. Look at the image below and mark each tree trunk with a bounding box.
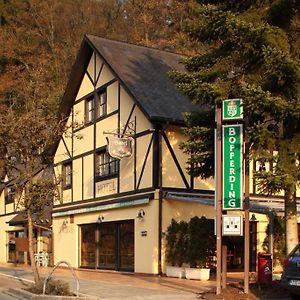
[27,209,41,284]
[285,188,298,254]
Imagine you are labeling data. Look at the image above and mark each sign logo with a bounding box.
[222,124,243,210]
[222,99,243,121]
[107,136,134,159]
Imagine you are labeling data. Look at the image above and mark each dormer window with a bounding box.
[5,187,15,204]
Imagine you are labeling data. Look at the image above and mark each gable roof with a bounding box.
[59,35,197,125]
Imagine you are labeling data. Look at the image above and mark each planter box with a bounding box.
[185,267,210,281]
[166,266,185,278]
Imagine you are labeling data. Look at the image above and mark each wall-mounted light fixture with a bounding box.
[62,219,69,226]
[250,214,257,222]
[137,209,145,219]
[97,215,104,223]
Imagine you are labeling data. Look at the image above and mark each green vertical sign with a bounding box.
[222,124,243,210]
[223,99,243,121]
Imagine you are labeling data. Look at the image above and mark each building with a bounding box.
[0,35,299,274]
[52,35,217,274]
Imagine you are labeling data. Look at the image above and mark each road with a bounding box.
[0,276,29,299]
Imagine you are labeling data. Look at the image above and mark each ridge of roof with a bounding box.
[85,34,187,58]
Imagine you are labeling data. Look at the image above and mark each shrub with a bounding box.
[187,216,215,268]
[26,277,73,296]
[165,219,188,266]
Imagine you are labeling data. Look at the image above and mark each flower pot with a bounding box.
[185,267,210,281]
[166,266,185,278]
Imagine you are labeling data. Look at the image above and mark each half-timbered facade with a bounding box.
[51,35,217,274]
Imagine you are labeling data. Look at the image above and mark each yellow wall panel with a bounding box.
[52,200,159,273]
[96,65,114,89]
[76,74,94,101]
[83,155,94,200]
[95,178,117,198]
[73,158,83,202]
[62,189,72,203]
[95,115,118,149]
[87,54,95,83]
[119,155,134,193]
[95,53,103,82]
[73,126,94,157]
[107,82,118,113]
[53,217,78,267]
[162,128,189,188]
[136,135,153,189]
[73,101,85,128]
[120,87,152,133]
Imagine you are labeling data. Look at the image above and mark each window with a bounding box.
[97,90,107,118]
[62,162,72,189]
[96,151,118,178]
[85,88,107,124]
[85,97,94,123]
[5,187,15,204]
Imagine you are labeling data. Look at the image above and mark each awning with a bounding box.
[165,191,300,214]
[7,206,52,227]
[7,211,27,226]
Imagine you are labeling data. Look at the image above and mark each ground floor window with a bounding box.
[80,220,134,272]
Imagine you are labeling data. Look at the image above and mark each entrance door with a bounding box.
[80,220,134,272]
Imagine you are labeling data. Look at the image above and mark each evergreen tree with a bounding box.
[170,0,300,254]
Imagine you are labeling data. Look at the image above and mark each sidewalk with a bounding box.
[0,264,216,299]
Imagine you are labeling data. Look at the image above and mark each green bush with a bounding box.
[165,216,215,268]
[187,216,215,268]
[165,219,188,267]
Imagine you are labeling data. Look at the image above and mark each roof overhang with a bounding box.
[165,191,300,215]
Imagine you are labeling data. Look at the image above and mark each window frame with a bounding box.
[95,150,119,181]
[84,87,107,124]
[62,162,72,189]
[5,186,15,204]
[85,96,95,124]
[96,89,107,119]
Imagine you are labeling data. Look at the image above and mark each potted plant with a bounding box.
[165,219,188,278]
[185,216,215,280]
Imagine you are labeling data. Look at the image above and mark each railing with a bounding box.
[42,260,80,297]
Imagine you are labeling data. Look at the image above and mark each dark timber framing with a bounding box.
[162,131,190,189]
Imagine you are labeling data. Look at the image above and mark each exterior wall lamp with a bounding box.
[250,214,257,222]
[137,209,145,219]
[97,215,104,223]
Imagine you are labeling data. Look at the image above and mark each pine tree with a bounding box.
[170,0,300,254]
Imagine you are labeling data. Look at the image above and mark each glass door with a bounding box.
[98,222,117,270]
[81,224,96,268]
[119,222,134,271]
[80,220,134,271]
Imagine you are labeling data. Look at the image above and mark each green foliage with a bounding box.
[171,0,300,192]
[165,217,215,268]
[187,216,215,268]
[165,219,188,267]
